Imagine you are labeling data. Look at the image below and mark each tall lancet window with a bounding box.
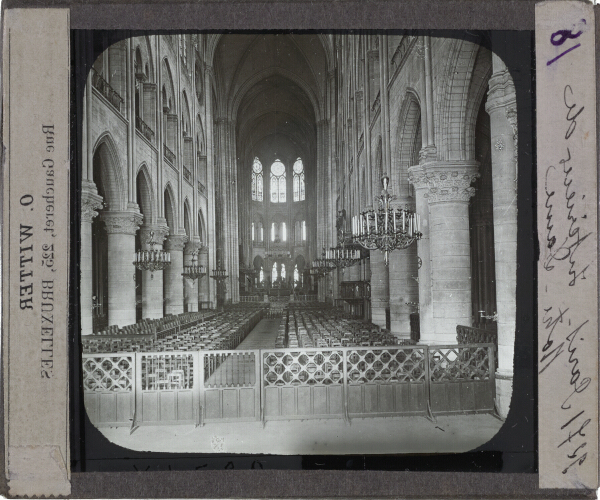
[281,263,286,280]
[252,158,263,201]
[293,264,299,284]
[272,262,278,283]
[259,266,264,283]
[293,158,305,201]
[270,160,286,203]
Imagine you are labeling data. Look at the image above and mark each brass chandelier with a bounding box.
[133,230,171,278]
[351,175,422,265]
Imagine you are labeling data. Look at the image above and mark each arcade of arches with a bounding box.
[79,33,517,417]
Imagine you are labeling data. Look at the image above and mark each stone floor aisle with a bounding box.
[203,318,283,386]
[235,318,281,350]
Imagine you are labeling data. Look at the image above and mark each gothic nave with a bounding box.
[78,32,519,443]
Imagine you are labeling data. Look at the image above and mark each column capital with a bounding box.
[407,165,428,190]
[81,190,103,224]
[165,233,189,251]
[422,162,479,204]
[139,224,169,247]
[101,210,143,235]
[185,238,204,255]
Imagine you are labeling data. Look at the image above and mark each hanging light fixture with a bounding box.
[308,266,326,279]
[210,261,228,281]
[351,175,422,266]
[312,248,336,275]
[326,209,364,269]
[181,249,206,282]
[324,245,362,269]
[133,230,171,279]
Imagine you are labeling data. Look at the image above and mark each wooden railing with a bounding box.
[83,342,496,429]
[240,295,264,303]
[457,324,498,371]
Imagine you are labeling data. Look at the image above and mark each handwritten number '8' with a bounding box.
[551,28,583,46]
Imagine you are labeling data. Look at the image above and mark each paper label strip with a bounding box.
[2,8,71,497]
[536,0,598,490]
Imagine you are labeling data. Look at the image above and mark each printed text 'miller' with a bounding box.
[18,193,34,310]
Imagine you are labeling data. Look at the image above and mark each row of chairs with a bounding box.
[83,305,266,354]
[291,307,411,348]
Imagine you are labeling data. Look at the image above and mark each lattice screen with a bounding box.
[263,350,343,386]
[82,356,133,392]
[346,348,426,383]
[429,346,491,382]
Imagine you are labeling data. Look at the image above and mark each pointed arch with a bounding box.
[183,198,192,236]
[181,90,191,136]
[135,163,155,224]
[464,46,493,161]
[198,209,207,243]
[373,136,383,198]
[133,35,154,82]
[163,183,177,234]
[161,57,176,112]
[92,132,127,212]
[196,114,205,154]
[436,39,481,161]
[393,90,422,198]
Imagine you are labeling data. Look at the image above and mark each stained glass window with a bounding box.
[294,264,299,284]
[293,158,305,201]
[252,158,263,201]
[281,263,286,280]
[272,262,277,283]
[270,160,286,203]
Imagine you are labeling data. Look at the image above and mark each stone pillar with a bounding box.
[198,248,209,307]
[408,166,434,343]
[425,163,479,343]
[183,239,202,312]
[388,203,419,339]
[486,55,517,417]
[80,185,103,335]
[370,251,389,329]
[139,224,169,320]
[163,234,188,315]
[102,211,143,328]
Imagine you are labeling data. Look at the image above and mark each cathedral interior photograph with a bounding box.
[76,31,521,455]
